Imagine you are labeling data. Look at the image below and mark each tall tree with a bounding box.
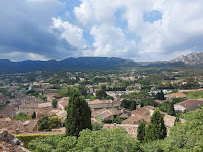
[65,90,92,137]
[160,90,165,100]
[130,101,137,111]
[167,102,176,116]
[156,92,160,100]
[137,121,145,142]
[145,108,167,142]
[32,111,36,119]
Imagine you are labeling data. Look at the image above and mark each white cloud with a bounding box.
[52,18,86,49]
[74,0,203,61]
[0,52,49,61]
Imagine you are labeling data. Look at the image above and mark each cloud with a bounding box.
[0,0,83,60]
[52,18,86,49]
[0,0,203,61]
[74,0,203,61]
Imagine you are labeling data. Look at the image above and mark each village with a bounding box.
[0,68,203,140]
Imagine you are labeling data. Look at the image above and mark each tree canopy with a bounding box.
[65,90,92,137]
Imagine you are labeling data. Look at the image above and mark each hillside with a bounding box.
[170,52,203,65]
[0,57,140,73]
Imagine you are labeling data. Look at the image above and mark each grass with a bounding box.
[185,90,203,99]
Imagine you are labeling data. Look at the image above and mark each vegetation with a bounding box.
[52,99,57,108]
[28,128,141,152]
[142,107,203,152]
[91,122,104,131]
[14,113,31,120]
[185,90,203,99]
[38,115,61,131]
[167,102,176,116]
[144,108,167,142]
[95,89,107,99]
[65,90,92,137]
[137,121,145,143]
[31,111,36,119]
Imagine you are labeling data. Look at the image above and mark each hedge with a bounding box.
[15,134,65,148]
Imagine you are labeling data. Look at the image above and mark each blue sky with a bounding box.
[0,0,203,61]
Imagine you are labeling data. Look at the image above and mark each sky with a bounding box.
[0,0,203,62]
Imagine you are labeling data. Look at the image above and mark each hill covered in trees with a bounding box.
[0,57,139,73]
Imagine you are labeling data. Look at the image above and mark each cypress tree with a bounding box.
[174,117,180,126]
[150,108,167,140]
[167,102,176,116]
[160,90,165,100]
[65,90,92,137]
[137,121,145,142]
[144,124,153,142]
[156,92,160,100]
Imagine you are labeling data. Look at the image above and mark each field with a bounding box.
[186,90,203,99]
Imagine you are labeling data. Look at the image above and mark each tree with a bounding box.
[38,115,61,131]
[174,116,180,126]
[92,122,103,131]
[156,92,160,100]
[130,101,137,111]
[32,111,36,119]
[95,89,107,99]
[100,84,106,90]
[167,102,176,116]
[145,108,167,142]
[137,121,145,142]
[160,90,165,100]
[52,99,57,108]
[65,90,92,137]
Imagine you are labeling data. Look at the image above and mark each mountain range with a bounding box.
[0,52,202,73]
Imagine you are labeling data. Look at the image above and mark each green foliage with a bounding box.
[185,90,203,99]
[32,111,36,119]
[100,84,106,90]
[112,117,123,124]
[14,113,31,120]
[137,121,145,143]
[92,121,103,131]
[142,107,203,152]
[167,102,176,116]
[78,85,88,97]
[58,87,74,98]
[15,134,52,148]
[156,90,165,100]
[65,90,92,137]
[52,99,57,108]
[130,100,137,111]
[27,128,141,152]
[95,89,107,99]
[145,109,167,142]
[38,115,61,131]
[121,99,138,110]
[171,89,178,93]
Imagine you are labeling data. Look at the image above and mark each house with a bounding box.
[92,108,122,122]
[19,102,52,117]
[57,97,69,111]
[174,99,203,112]
[0,105,18,118]
[122,106,184,128]
[165,92,187,101]
[88,100,120,109]
[0,117,38,134]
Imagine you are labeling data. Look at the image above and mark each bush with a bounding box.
[15,134,53,148]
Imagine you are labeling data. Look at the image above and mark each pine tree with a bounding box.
[145,108,167,142]
[137,121,145,142]
[167,102,176,116]
[65,90,92,137]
